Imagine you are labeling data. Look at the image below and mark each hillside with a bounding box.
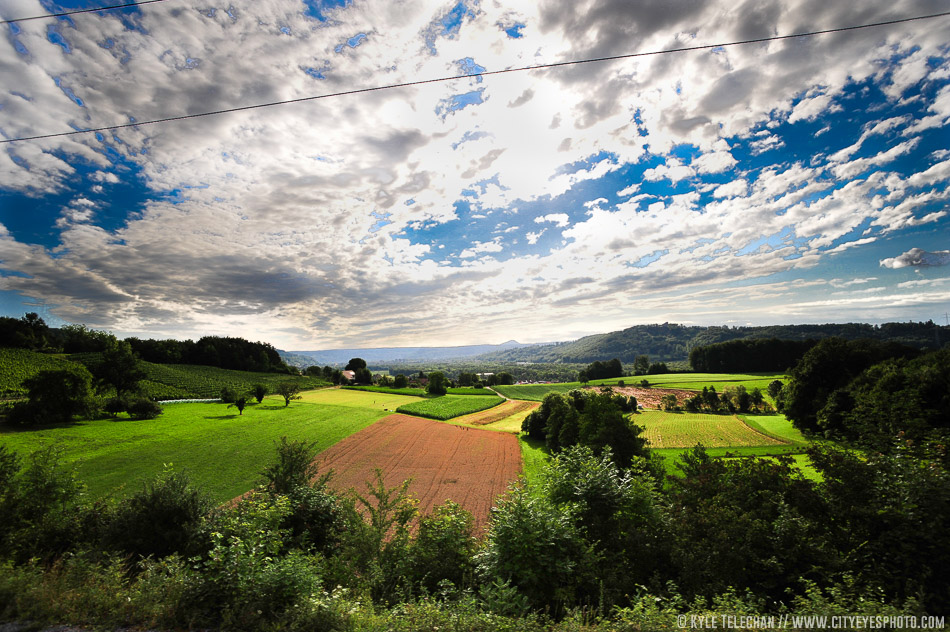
[476,321,949,364]
[284,340,543,366]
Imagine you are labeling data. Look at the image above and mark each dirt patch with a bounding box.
[314,414,521,532]
[587,385,697,409]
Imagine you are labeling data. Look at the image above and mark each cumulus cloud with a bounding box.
[880,248,950,269]
[0,0,948,346]
[535,213,570,227]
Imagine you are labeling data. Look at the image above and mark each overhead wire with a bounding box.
[0,0,172,25]
[1,9,948,145]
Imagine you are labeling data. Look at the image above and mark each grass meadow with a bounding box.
[0,395,388,503]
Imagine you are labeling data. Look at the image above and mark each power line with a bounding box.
[0,0,172,25]
[2,10,948,145]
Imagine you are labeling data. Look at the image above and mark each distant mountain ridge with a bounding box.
[281,340,541,367]
[474,322,949,365]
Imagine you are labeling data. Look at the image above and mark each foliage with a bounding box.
[0,348,78,397]
[261,437,321,495]
[227,397,247,415]
[138,361,323,400]
[393,373,409,388]
[275,381,302,406]
[781,337,921,435]
[0,445,89,564]
[104,467,212,560]
[252,383,268,403]
[16,364,98,425]
[426,370,448,396]
[408,500,478,594]
[583,358,624,380]
[477,321,949,364]
[127,334,292,373]
[522,391,647,467]
[128,397,163,420]
[476,484,597,614]
[88,339,145,397]
[395,394,504,420]
[690,337,817,372]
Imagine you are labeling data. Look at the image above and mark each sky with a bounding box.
[0,0,949,350]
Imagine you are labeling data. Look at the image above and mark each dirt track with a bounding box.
[315,414,522,532]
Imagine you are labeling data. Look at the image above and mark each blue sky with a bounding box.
[0,0,948,348]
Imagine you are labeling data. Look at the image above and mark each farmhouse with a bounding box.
[341,370,356,382]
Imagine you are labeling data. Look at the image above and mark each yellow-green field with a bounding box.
[636,410,787,448]
[298,387,421,411]
[448,400,540,433]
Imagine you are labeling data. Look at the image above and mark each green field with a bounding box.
[0,396,387,503]
[395,394,504,420]
[139,363,327,400]
[342,385,427,397]
[0,349,84,397]
[494,372,786,402]
[636,410,786,449]
[518,436,549,483]
[298,387,422,411]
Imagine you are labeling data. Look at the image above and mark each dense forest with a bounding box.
[479,321,949,364]
[0,313,293,374]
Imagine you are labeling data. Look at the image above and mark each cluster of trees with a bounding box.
[680,385,768,413]
[522,389,644,467]
[7,339,163,425]
[577,358,623,382]
[456,371,514,387]
[690,337,817,372]
[2,436,945,628]
[776,338,949,454]
[478,321,949,364]
[127,336,292,374]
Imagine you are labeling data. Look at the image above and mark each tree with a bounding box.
[19,365,97,424]
[393,374,408,388]
[252,384,268,403]
[577,370,589,384]
[633,355,650,376]
[275,381,301,406]
[229,397,248,415]
[345,358,367,371]
[661,393,678,411]
[426,371,447,396]
[94,339,145,398]
[767,379,784,399]
[354,367,373,384]
[647,361,668,375]
[496,371,514,386]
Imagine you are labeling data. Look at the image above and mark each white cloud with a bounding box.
[535,213,570,227]
[0,0,948,346]
[880,248,950,269]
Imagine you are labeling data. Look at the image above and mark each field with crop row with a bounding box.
[0,349,79,397]
[314,414,522,532]
[494,372,786,401]
[139,362,327,399]
[636,410,787,448]
[449,399,540,432]
[395,394,504,420]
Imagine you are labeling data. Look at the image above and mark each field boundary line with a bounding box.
[735,415,799,446]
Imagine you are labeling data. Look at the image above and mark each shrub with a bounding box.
[127,398,162,420]
[104,468,212,560]
[409,501,477,594]
[103,396,130,417]
[19,365,97,425]
[219,386,237,403]
[262,437,320,494]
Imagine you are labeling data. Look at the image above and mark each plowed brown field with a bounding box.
[315,413,522,531]
[454,399,539,426]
